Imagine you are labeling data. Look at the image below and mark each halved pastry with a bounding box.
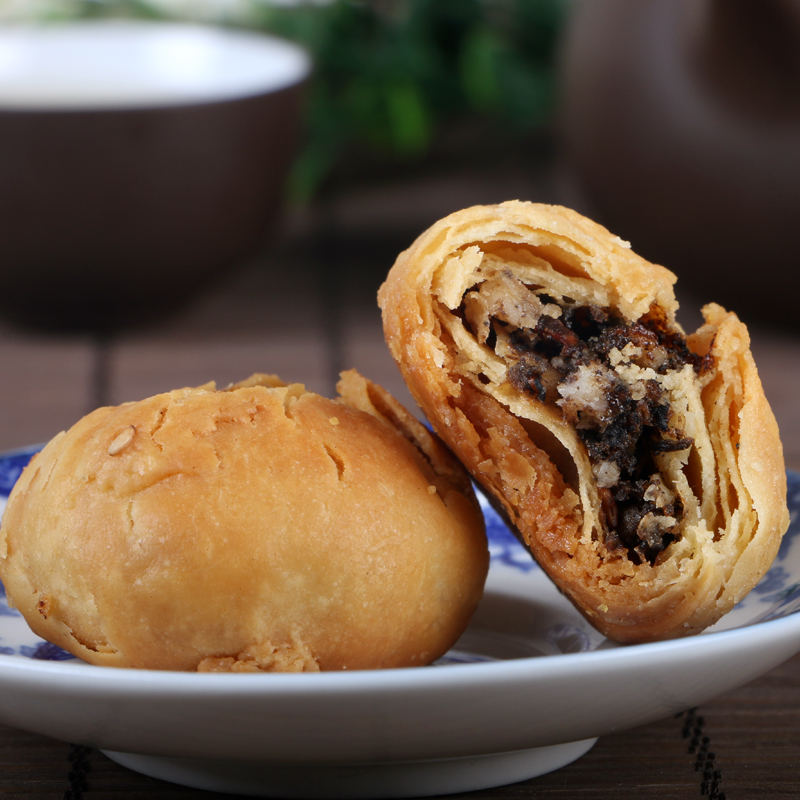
[379,201,788,643]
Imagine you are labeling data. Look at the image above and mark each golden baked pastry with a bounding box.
[0,371,488,670]
[379,201,788,643]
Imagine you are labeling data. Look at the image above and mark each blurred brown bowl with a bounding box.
[0,21,310,331]
[557,0,800,329]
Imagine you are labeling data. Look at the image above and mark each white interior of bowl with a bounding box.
[0,20,311,110]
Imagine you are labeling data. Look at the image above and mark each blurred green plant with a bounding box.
[17,0,568,202]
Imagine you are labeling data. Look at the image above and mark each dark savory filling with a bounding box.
[462,271,707,564]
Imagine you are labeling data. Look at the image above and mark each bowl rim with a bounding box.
[0,19,312,111]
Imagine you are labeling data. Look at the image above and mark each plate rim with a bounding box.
[0,600,798,692]
[2,446,800,689]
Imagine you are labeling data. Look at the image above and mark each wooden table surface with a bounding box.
[1,165,799,798]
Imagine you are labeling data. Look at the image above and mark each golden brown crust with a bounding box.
[0,373,488,670]
[379,201,788,643]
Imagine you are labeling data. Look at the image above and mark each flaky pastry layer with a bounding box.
[379,201,788,643]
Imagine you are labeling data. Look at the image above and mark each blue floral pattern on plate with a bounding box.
[743,471,800,623]
[1,446,799,662]
[0,446,37,497]
[479,491,541,574]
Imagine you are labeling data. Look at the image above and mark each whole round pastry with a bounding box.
[0,371,488,671]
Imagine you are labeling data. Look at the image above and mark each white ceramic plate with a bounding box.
[2,444,800,798]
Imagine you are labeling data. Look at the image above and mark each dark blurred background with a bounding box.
[1,0,799,457]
